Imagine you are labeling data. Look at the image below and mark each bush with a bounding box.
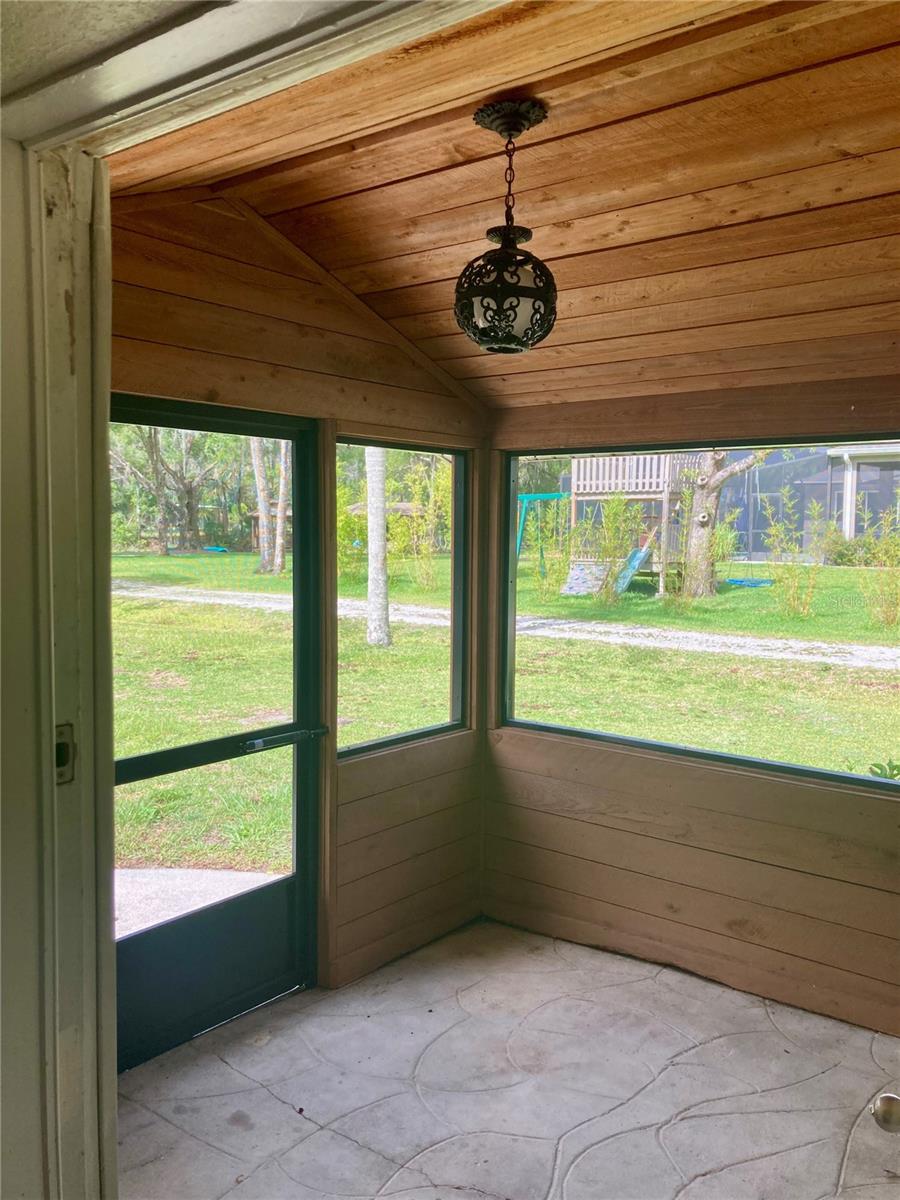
[336,481,367,582]
[523,498,572,604]
[822,525,856,565]
[762,489,831,618]
[111,510,142,553]
[855,496,900,627]
[577,494,646,604]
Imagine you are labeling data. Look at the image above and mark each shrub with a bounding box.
[712,507,741,568]
[111,510,142,553]
[822,525,856,565]
[523,498,572,604]
[574,494,645,604]
[762,489,832,618]
[855,494,900,627]
[336,481,367,582]
[386,455,451,590]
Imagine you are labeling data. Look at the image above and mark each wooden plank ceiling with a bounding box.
[107,0,900,416]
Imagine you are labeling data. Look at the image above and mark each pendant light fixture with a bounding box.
[454,99,557,354]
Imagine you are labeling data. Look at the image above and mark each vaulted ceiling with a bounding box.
[108,0,900,416]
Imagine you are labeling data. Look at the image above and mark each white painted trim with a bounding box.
[841,454,858,539]
[90,157,119,1200]
[26,145,115,1199]
[826,443,900,460]
[1,134,61,1200]
[6,0,508,155]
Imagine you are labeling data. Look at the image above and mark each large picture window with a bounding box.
[336,441,467,751]
[505,441,900,784]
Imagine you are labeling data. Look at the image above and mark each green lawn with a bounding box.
[112,551,898,645]
[513,637,899,776]
[113,597,452,872]
[113,589,899,874]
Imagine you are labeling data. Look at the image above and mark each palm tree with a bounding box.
[365,445,390,646]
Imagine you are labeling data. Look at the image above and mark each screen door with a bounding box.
[110,396,321,1070]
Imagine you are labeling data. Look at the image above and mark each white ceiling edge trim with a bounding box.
[5,0,509,155]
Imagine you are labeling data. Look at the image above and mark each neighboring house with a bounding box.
[569,443,900,562]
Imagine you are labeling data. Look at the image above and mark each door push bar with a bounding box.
[243,727,329,753]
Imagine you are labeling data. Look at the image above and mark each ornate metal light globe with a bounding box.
[454,100,556,354]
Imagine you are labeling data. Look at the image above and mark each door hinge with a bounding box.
[55,723,76,784]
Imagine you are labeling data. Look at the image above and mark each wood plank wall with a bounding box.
[484,726,900,1035]
[110,197,484,441]
[491,376,900,450]
[110,202,486,987]
[329,731,482,987]
[109,192,899,1027]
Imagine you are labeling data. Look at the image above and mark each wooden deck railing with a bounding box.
[572,452,703,496]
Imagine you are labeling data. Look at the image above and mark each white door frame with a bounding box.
[3,3,505,1195]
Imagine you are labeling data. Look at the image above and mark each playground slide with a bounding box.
[614,539,655,595]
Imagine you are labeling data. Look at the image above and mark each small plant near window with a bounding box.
[869,759,900,780]
[762,489,831,617]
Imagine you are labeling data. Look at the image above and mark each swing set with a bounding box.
[516,492,569,575]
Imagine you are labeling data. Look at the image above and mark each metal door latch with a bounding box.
[55,723,75,784]
[243,727,329,753]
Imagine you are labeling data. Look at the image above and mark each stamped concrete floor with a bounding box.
[118,921,900,1200]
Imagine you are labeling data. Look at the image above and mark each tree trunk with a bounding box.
[681,448,769,598]
[365,445,391,646]
[272,439,290,575]
[182,482,202,550]
[681,451,717,597]
[250,436,274,573]
[139,426,169,555]
[683,492,718,596]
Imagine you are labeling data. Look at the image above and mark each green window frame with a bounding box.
[500,437,900,795]
[335,439,470,759]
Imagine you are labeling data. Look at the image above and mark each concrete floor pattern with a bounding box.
[118,921,900,1200]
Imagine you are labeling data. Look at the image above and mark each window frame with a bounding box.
[500,437,900,796]
[110,394,324,906]
[335,437,470,760]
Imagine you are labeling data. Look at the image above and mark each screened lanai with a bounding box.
[3,1,899,1198]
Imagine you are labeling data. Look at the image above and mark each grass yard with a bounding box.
[113,591,899,874]
[112,551,899,645]
[513,636,899,776]
[113,597,452,872]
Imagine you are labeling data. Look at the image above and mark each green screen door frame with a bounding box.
[111,394,321,1072]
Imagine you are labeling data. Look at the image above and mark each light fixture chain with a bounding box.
[504,135,516,227]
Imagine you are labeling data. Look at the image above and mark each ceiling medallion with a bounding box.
[454,98,557,354]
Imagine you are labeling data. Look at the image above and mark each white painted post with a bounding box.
[842,454,857,539]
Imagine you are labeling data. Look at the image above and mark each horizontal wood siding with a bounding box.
[329,731,481,987]
[110,200,482,439]
[484,726,900,1034]
[490,376,900,450]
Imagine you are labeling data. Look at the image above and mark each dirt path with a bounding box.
[112,581,900,671]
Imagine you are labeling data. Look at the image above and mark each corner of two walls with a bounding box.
[109,195,899,1032]
[480,398,900,1038]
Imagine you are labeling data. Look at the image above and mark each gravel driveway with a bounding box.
[112,581,900,671]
